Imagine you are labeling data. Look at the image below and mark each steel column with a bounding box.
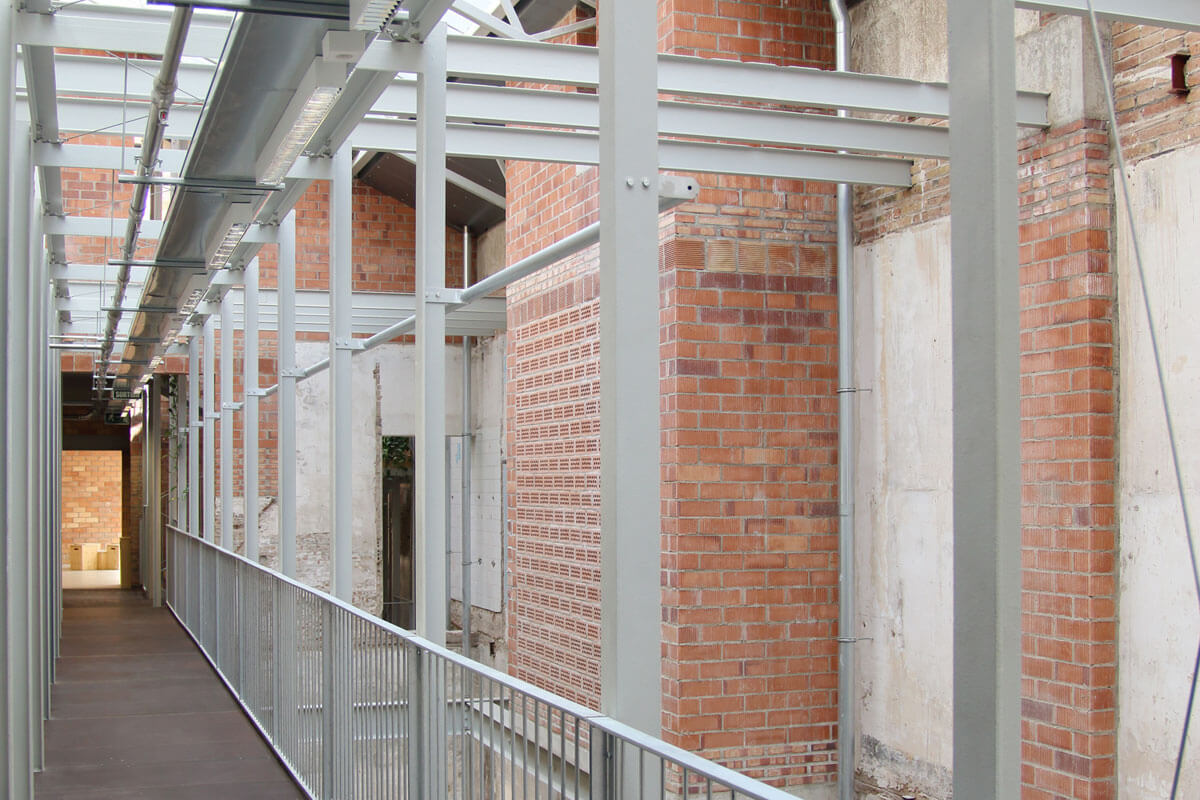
[0,8,13,783]
[460,228,472,656]
[203,316,216,542]
[278,212,298,577]
[244,257,260,562]
[330,144,353,601]
[6,120,33,798]
[220,293,234,550]
[28,136,46,771]
[189,334,200,536]
[598,0,662,738]
[414,23,449,647]
[148,375,163,606]
[948,2,1021,797]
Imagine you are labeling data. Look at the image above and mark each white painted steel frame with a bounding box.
[948,2,1021,797]
[598,0,662,743]
[330,144,354,601]
[243,258,260,563]
[203,316,217,542]
[278,213,299,578]
[220,293,235,550]
[1017,0,1200,30]
[189,335,201,539]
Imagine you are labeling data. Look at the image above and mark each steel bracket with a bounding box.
[424,288,465,304]
[334,339,365,351]
[279,368,307,378]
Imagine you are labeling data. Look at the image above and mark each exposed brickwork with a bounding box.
[1017,120,1118,800]
[1111,24,1200,163]
[506,0,840,788]
[60,450,123,564]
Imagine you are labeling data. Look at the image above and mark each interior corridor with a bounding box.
[35,590,304,800]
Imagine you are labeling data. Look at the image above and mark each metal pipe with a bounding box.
[244,257,260,562]
[278,213,298,576]
[830,2,857,799]
[259,219,605,399]
[460,227,472,657]
[96,6,193,383]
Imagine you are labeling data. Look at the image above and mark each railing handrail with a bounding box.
[165,524,807,800]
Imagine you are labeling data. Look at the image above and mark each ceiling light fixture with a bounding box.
[256,57,348,185]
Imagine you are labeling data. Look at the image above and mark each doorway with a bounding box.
[381,436,415,628]
[61,450,123,589]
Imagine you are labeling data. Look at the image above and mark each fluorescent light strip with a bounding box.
[257,58,347,185]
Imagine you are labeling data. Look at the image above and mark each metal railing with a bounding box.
[165,525,802,800]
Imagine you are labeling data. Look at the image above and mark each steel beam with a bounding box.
[330,143,353,601]
[220,296,235,551]
[352,118,916,187]
[1016,0,1200,30]
[948,2,1021,797]
[16,93,204,140]
[244,258,260,563]
[377,80,950,158]
[414,23,449,650]
[15,6,231,60]
[598,0,662,740]
[359,34,1049,126]
[278,213,298,577]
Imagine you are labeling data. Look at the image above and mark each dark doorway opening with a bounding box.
[381,436,415,629]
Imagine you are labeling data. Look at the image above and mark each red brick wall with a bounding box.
[1111,24,1200,163]
[1017,119,1117,800]
[61,450,123,564]
[506,0,841,786]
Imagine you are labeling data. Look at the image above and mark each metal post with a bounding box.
[0,7,13,790]
[278,212,298,577]
[220,291,234,550]
[29,157,45,771]
[7,119,33,797]
[460,227,472,657]
[598,0,663,739]
[148,376,163,607]
[244,257,260,562]
[204,316,216,542]
[330,143,353,601]
[189,334,200,536]
[948,1,1021,797]
[415,22,449,646]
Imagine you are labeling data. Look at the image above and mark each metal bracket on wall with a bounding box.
[424,288,465,305]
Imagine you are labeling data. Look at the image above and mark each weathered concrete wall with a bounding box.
[852,218,954,797]
[243,337,506,620]
[1116,143,1200,799]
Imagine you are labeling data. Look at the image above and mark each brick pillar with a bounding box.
[1018,119,1117,800]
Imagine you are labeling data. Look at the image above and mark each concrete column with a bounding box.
[948,1,1021,796]
[598,0,662,736]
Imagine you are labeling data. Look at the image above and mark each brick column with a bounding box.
[1018,119,1117,800]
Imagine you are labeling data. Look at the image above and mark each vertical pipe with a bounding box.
[278,212,298,577]
[189,334,200,536]
[948,2,1021,797]
[7,119,32,797]
[415,23,449,646]
[598,0,663,741]
[828,3,857,799]
[204,316,217,542]
[460,227,472,657]
[244,258,260,562]
[220,293,234,550]
[330,143,353,601]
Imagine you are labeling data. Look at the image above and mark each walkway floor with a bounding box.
[36,589,306,799]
